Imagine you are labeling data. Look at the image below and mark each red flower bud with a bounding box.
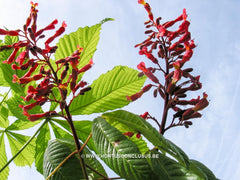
[79,87,91,95]
[140,112,149,119]
[142,84,152,93]
[136,133,141,139]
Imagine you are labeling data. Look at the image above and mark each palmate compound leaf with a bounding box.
[92,116,153,180]
[102,110,190,168]
[69,66,147,115]
[43,138,107,180]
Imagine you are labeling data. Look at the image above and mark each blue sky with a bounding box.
[0,0,240,179]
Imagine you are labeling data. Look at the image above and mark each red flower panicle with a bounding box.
[0,2,93,121]
[128,1,209,133]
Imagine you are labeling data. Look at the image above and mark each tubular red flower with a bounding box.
[28,111,57,121]
[11,64,21,70]
[0,29,8,35]
[73,81,87,94]
[138,0,146,5]
[78,59,93,74]
[0,29,19,36]
[20,59,35,71]
[181,108,195,120]
[33,84,54,100]
[23,63,38,77]
[137,62,159,83]
[126,91,143,101]
[3,47,19,64]
[172,68,182,84]
[16,51,27,65]
[192,93,209,111]
[45,21,67,46]
[35,19,58,37]
[182,48,193,62]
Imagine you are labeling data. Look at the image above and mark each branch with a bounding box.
[64,105,89,180]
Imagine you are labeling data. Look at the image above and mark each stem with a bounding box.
[64,105,88,180]
[159,93,169,135]
[0,119,49,173]
[159,40,170,135]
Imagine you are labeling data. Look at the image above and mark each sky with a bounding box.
[0,0,240,179]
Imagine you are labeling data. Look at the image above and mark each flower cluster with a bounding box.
[0,2,92,121]
[127,0,209,133]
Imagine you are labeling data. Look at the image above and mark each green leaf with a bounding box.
[0,133,9,180]
[104,114,149,154]
[49,121,72,139]
[6,132,35,166]
[92,117,152,180]
[0,68,8,86]
[69,66,147,115]
[6,119,40,131]
[53,119,95,151]
[35,122,51,174]
[189,159,218,180]
[43,138,107,180]
[0,63,25,94]
[102,110,190,168]
[150,151,202,180]
[43,138,84,180]
[58,138,107,179]
[6,95,27,121]
[0,105,9,128]
[4,35,18,45]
